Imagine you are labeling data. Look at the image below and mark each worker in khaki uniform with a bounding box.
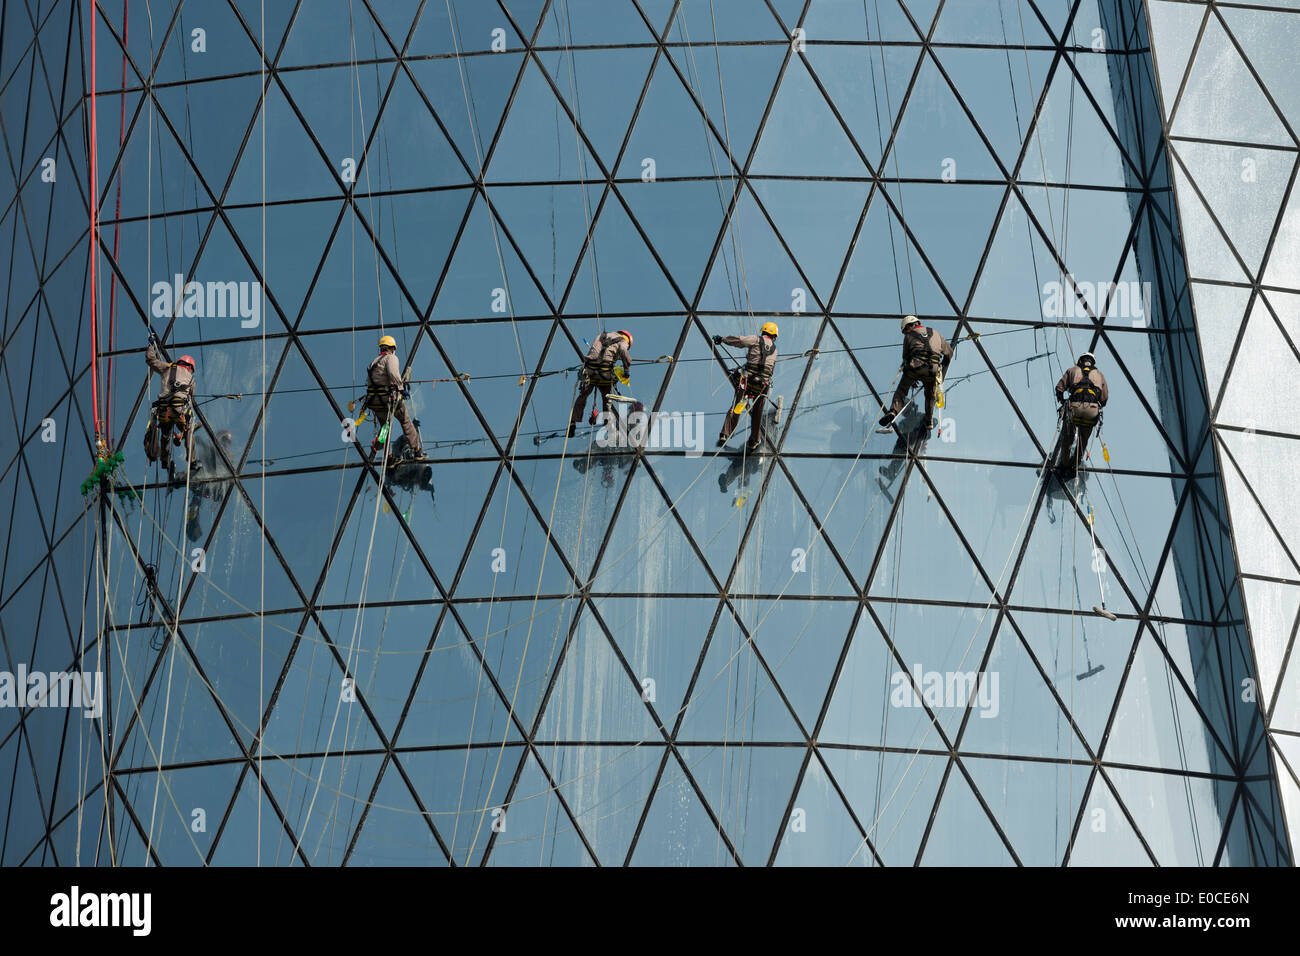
[144,330,196,474]
[1053,351,1108,477]
[714,321,778,452]
[880,315,953,430]
[366,334,424,460]
[569,330,633,438]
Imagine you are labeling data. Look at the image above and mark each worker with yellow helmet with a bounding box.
[365,333,425,460]
[713,321,778,452]
[569,329,634,438]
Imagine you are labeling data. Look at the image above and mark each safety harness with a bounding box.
[152,364,193,422]
[365,352,402,410]
[906,326,942,374]
[737,337,776,397]
[582,334,626,385]
[1069,369,1103,405]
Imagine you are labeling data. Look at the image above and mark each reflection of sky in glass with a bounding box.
[3,0,1291,866]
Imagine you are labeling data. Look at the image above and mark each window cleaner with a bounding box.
[880,315,952,432]
[364,334,426,463]
[714,321,778,453]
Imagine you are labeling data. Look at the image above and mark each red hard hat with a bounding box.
[616,329,633,348]
[177,355,196,371]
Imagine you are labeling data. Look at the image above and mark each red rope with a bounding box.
[88,0,102,452]
[105,0,128,447]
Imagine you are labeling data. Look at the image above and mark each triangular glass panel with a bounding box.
[675,604,805,743]
[699,184,809,313]
[1105,628,1231,775]
[918,763,1016,864]
[486,59,604,184]
[533,741,664,865]
[1222,5,1300,136]
[431,192,551,319]
[665,42,787,168]
[750,57,868,178]
[391,743,526,866]
[772,752,871,865]
[405,53,526,176]
[564,190,686,314]
[963,753,1088,866]
[835,189,954,316]
[820,746,947,866]
[1170,15,1291,146]
[1066,769,1154,865]
[629,748,735,865]
[535,45,656,170]
[226,82,341,204]
[260,752,387,865]
[732,465,858,597]
[536,607,661,741]
[678,743,806,864]
[345,759,449,865]
[1175,139,1294,278]
[616,54,738,180]
[1106,765,1229,866]
[360,65,472,190]
[958,614,1092,760]
[617,178,734,298]
[278,0,389,67]
[1146,0,1207,107]
[483,751,596,865]
[594,596,717,731]
[733,599,857,729]
[935,0,1051,46]
[1240,577,1299,710]
[818,607,954,749]
[931,46,1053,171]
[750,178,870,301]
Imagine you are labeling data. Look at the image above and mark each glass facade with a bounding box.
[0,0,1292,865]
[1144,0,1300,851]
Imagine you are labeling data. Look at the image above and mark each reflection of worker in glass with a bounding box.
[878,404,929,484]
[718,448,763,496]
[186,428,235,542]
[572,447,633,489]
[386,419,435,506]
[1053,351,1108,478]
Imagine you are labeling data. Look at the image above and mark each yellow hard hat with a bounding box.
[378,334,396,349]
[760,321,778,337]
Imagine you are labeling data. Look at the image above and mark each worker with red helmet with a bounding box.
[569,329,633,438]
[144,330,196,477]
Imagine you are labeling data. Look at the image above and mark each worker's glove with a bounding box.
[147,330,158,346]
[712,334,722,345]
[401,387,411,399]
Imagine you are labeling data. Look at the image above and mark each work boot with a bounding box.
[716,437,727,448]
[878,412,896,428]
[567,422,576,439]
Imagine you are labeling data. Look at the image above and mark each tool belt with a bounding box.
[730,365,771,400]
[365,382,400,411]
[152,392,190,424]
[582,357,617,386]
